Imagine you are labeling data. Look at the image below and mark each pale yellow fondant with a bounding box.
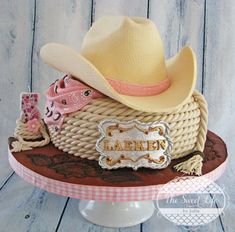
[40,16,196,112]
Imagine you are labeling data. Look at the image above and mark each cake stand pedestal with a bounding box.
[79,200,154,227]
[8,131,227,228]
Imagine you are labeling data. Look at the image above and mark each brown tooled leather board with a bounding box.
[9,131,227,187]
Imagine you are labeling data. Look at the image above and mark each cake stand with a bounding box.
[8,131,227,228]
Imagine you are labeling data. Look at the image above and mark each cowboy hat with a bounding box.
[40,16,196,113]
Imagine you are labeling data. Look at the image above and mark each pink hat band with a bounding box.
[106,77,171,96]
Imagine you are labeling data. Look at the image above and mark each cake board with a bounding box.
[8,131,228,228]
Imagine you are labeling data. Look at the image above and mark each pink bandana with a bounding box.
[44,75,104,131]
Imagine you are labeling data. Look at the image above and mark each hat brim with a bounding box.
[40,43,197,113]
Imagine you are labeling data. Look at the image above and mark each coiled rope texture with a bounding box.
[11,119,50,152]
[48,90,208,161]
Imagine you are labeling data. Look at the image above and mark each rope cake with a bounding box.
[10,16,210,176]
[48,91,208,162]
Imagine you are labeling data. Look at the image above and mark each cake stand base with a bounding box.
[8,131,228,228]
[79,200,155,228]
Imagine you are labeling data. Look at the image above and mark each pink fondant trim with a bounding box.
[8,148,227,202]
[106,77,171,96]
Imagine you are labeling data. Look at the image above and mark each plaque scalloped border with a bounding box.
[96,119,173,170]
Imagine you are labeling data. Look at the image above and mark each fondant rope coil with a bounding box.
[11,119,50,152]
[48,90,208,161]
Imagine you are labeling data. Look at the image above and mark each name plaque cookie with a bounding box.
[96,119,173,170]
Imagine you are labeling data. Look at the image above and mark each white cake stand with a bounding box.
[79,200,154,227]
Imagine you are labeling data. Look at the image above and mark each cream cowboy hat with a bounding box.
[40,16,196,112]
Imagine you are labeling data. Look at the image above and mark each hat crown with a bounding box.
[81,16,167,85]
